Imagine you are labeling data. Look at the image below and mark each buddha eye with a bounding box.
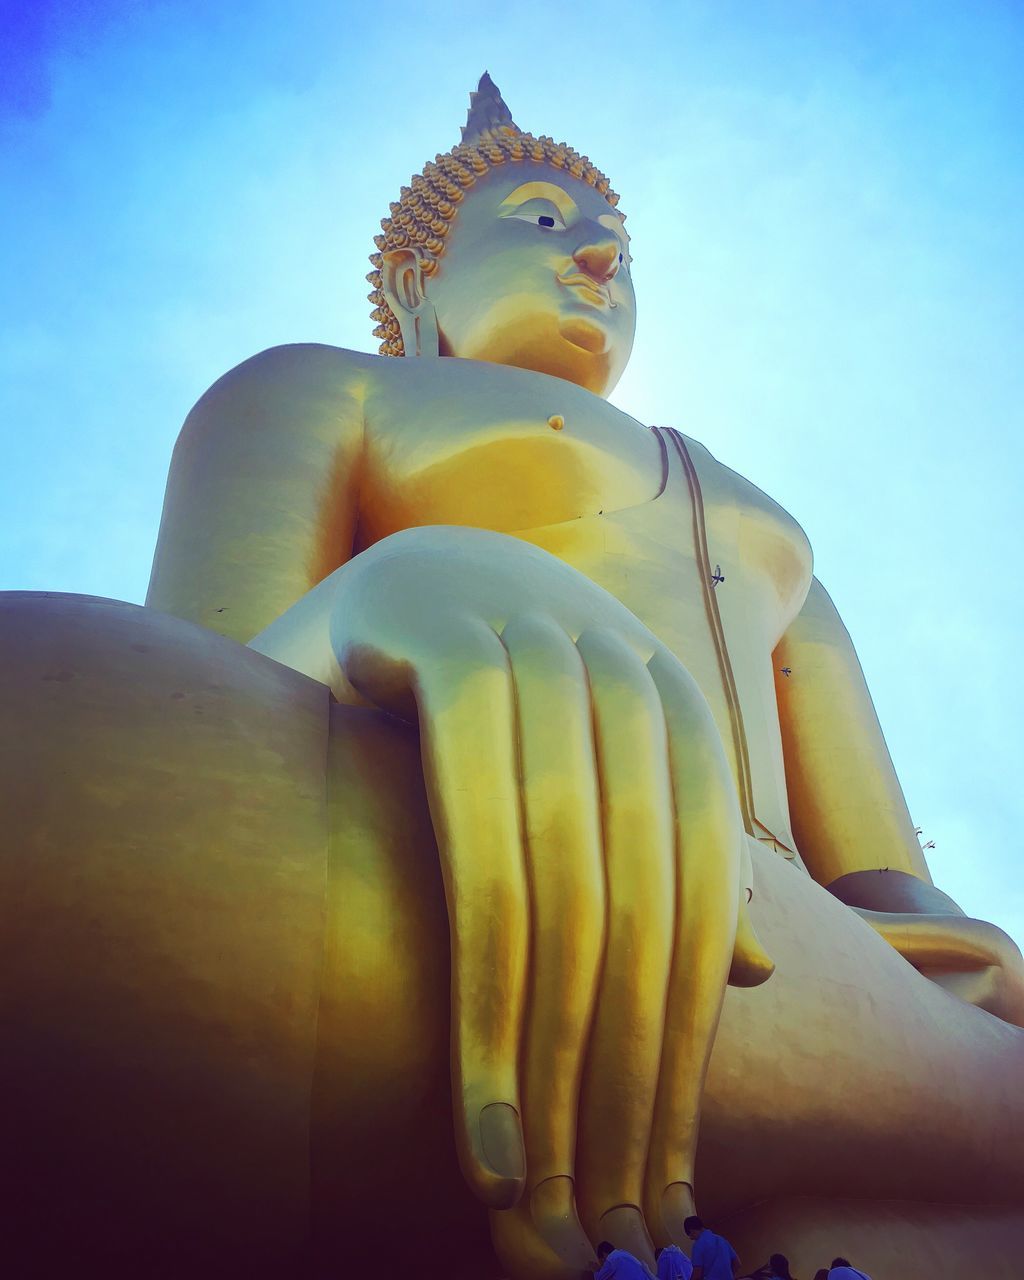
[524,209,565,229]
[618,253,623,262]
[503,202,567,231]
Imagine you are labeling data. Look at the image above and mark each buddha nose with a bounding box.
[572,233,621,284]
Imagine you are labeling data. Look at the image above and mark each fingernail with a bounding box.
[599,1204,655,1269]
[477,1102,526,1206]
[530,1176,595,1268]
[661,1182,696,1241]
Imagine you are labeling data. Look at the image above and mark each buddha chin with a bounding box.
[518,318,616,393]
[440,301,625,395]
[440,313,616,389]
[559,312,609,355]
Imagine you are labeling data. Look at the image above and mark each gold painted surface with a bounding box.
[0,593,330,1271]
[3,73,1023,1276]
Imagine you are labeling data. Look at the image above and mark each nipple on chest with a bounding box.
[547,414,565,432]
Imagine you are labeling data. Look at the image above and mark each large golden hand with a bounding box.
[254,526,751,1272]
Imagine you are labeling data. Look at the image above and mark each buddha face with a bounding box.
[385,161,635,397]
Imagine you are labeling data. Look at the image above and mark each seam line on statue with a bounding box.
[670,429,757,836]
[496,625,534,1094]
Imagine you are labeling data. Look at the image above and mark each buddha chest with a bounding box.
[362,361,813,856]
[510,427,813,859]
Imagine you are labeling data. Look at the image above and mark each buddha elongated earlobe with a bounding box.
[381,248,440,358]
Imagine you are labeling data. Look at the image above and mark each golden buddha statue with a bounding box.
[4,74,1024,1279]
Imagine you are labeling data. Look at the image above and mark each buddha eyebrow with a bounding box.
[499,181,579,220]
[599,212,630,250]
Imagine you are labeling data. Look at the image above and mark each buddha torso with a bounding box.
[355,351,813,855]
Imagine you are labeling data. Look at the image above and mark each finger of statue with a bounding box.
[643,648,743,1244]
[413,618,529,1210]
[499,615,604,1269]
[573,628,675,1268]
[489,1194,594,1280]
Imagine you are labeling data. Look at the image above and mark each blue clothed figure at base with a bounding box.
[596,1247,657,1280]
[691,1228,739,1280]
[657,1242,694,1280]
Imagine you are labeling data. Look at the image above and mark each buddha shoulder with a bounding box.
[681,433,813,607]
[178,343,379,453]
[174,347,656,541]
[181,343,642,457]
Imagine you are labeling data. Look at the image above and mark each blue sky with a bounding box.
[2,0,1023,945]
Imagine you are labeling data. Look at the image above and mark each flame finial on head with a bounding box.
[461,72,521,146]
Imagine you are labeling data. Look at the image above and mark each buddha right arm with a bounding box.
[775,576,1024,1026]
[773,576,930,889]
[147,344,368,644]
[252,524,750,1266]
